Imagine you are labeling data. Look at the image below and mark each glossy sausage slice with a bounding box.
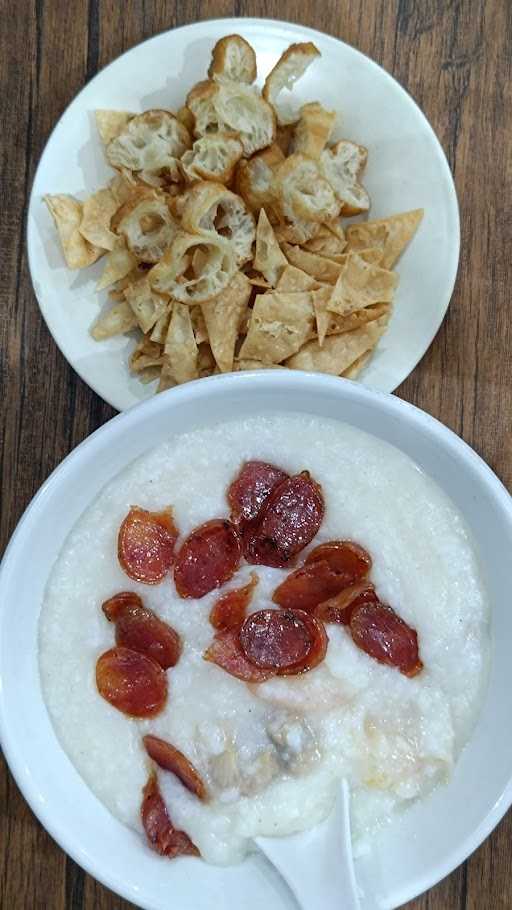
[102,593,181,669]
[203,629,275,683]
[209,573,258,631]
[118,507,178,584]
[314,582,378,625]
[96,646,167,717]
[239,608,327,675]
[174,519,242,599]
[350,602,423,677]
[243,472,324,568]
[143,735,207,801]
[227,460,289,524]
[276,610,328,676]
[272,560,348,612]
[141,773,200,858]
[305,540,371,581]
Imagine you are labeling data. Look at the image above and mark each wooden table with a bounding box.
[1,1,510,907]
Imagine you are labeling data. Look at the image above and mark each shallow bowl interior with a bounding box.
[27,16,459,410]
[1,372,511,910]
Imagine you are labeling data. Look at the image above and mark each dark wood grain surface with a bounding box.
[1,1,510,907]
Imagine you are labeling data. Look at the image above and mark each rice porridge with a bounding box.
[39,413,489,864]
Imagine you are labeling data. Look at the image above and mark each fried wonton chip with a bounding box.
[276,264,318,292]
[96,237,137,290]
[285,318,386,374]
[343,248,383,266]
[191,305,209,344]
[44,194,103,269]
[110,172,137,206]
[274,219,320,245]
[237,359,286,370]
[314,290,390,345]
[296,247,381,272]
[327,252,398,317]
[197,342,217,377]
[138,365,163,384]
[201,272,251,373]
[253,208,288,286]
[239,291,314,363]
[79,188,118,251]
[325,217,347,242]
[108,265,147,300]
[303,223,347,257]
[129,337,165,373]
[329,302,390,335]
[95,110,134,145]
[124,276,169,334]
[342,350,372,379]
[311,286,332,346]
[346,209,424,269]
[157,358,177,393]
[245,271,273,288]
[282,243,341,283]
[90,300,138,340]
[150,306,173,343]
[164,302,199,384]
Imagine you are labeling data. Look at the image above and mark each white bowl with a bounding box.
[27,17,460,410]
[1,372,511,909]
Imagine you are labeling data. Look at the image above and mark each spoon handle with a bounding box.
[256,780,362,910]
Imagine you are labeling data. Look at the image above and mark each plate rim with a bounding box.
[27,15,460,412]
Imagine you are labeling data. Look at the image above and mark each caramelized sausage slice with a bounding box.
[101,591,143,617]
[305,540,371,581]
[143,735,207,801]
[350,602,423,677]
[174,519,242,599]
[203,629,275,683]
[272,560,347,612]
[96,646,167,717]
[243,472,324,568]
[118,507,178,584]
[276,610,328,676]
[209,573,258,631]
[239,608,327,675]
[102,593,181,669]
[314,582,378,625]
[141,773,200,858]
[227,460,289,524]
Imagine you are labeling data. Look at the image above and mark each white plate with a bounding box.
[1,372,512,910]
[27,17,460,411]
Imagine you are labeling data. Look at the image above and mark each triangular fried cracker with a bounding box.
[239,291,314,363]
[327,253,397,318]
[202,272,251,372]
[346,209,424,268]
[254,208,288,286]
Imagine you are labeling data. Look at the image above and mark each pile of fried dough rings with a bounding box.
[45,35,423,391]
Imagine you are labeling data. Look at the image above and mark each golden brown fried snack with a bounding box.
[208,34,257,84]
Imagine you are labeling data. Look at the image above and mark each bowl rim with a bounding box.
[27,14,460,410]
[1,370,512,908]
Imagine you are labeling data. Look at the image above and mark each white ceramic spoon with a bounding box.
[255,780,362,910]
